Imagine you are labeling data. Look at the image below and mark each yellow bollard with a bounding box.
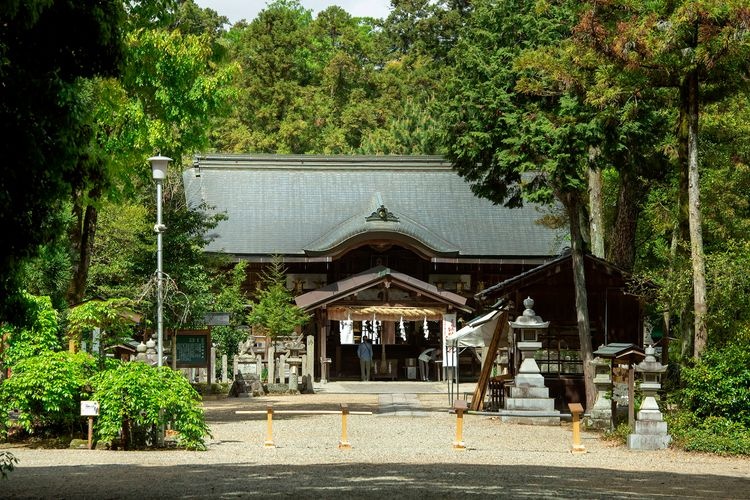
[339,403,352,450]
[568,403,586,454]
[264,404,275,448]
[453,399,468,450]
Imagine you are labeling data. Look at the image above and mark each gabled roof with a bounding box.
[294,265,470,313]
[183,154,565,259]
[475,252,633,300]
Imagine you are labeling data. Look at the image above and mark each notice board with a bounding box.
[176,330,210,368]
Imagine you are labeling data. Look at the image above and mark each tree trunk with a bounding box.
[676,80,695,360]
[588,167,605,258]
[563,192,596,411]
[66,188,99,306]
[607,166,641,271]
[686,70,708,358]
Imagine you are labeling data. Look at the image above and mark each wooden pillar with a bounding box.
[339,403,352,450]
[569,403,586,454]
[453,399,467,450]
[319,308,328,383]
[264,404,275,448]
[628,364,635,430]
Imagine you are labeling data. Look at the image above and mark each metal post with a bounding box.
[156,178,164,367]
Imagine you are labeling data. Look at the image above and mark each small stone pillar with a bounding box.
[255,354,263,378]
[279,354,287,384]
[289,365,299,392]
[589,356,613,429]
[268,346,276,383]
[306,335,315,379]
[210,345,216,384]
[221,354,228,383]
[232,355,239,378]
[628,345,671,450]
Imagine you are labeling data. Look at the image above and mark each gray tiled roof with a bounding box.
[183,154,565,258]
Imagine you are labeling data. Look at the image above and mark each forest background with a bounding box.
[0,0,748,454]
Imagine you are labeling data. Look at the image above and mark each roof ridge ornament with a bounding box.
[366,204,399,222]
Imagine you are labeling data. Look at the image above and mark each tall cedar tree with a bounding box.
[575,0,750,358]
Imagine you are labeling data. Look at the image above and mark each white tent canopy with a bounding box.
[446,309,505,347]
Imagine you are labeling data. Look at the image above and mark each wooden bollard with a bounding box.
[339,403,352,450]
[264,404,275,448]
[453,399,468,450]
[568,403,586,454]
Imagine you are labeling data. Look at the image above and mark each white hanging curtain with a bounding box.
[423,317,429,339]
[339,314,354,345]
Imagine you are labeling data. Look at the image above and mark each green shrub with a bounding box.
[602,423,631,445]
[1,293,61,368]
[678,340,750,427]
[667,410,750,455]
[0,351,97,435]
[91,362,210,450]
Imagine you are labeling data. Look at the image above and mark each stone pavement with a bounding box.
[313,380,477,416]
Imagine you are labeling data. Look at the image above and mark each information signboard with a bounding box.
[80,401,100,416]
[176,333,209,367]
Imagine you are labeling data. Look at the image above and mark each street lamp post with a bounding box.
[148,155,172,368]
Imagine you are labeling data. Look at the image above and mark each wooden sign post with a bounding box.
[80,401,100,450]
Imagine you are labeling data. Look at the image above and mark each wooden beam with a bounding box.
[470,311,509,411]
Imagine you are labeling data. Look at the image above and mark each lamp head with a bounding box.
[148,155,172,180]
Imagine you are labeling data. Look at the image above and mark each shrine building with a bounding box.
[183,154,644,407]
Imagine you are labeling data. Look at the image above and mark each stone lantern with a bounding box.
[589,355,612,429]
[135,341,148,363]
[628,345,671,450]
[503,297,559,425]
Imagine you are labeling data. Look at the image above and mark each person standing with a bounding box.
[357,336,373,381]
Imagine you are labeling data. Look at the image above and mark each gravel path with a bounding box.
[2,392,748,499]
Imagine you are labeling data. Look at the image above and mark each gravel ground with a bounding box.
[2,393,748,499]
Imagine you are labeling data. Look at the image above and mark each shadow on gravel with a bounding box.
[3,462,747,499]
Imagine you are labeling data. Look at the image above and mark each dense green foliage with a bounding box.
[91,361,210,450]
[0,352,97,436]
[247,258,310,341]
[678,340,750,427]
[0,293,61,368]
[0,0,123,318]
[210,262,251,362]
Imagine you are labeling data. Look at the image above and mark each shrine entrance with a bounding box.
[295,266,473,382]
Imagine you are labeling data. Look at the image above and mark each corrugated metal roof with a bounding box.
[184,154,566,258]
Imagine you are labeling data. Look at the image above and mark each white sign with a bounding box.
[80,401,100,417]
[442,313,457,367]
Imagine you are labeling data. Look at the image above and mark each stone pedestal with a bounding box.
[589,357,612,430]
[502,342,560,425]
[627,397,671,450]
